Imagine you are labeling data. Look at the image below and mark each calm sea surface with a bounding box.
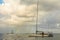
[34,33,60,40]
[22,33,60,40]
[0,33,60,40]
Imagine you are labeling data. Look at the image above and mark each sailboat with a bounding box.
[29,0,53,38]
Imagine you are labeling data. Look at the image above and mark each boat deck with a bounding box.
[29,34,48,37]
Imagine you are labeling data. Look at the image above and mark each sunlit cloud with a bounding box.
[0,0,36,26]
[0,0,60,33]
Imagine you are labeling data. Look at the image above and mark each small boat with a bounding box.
[29,32,53,37]
[29,34,48,37]
[48,33,53,37]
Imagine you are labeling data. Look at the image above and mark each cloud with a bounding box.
[20,0,37,5]
[38,0,60,12]
[0,0,37,33]
[37,0,60,33]
[0,0,60,33]
[0,0,36,26]
[0,0,50,28]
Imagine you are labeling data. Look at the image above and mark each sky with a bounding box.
[0,0,60,33]
[0,0,4,4]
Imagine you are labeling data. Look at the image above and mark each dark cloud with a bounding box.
[38,1,60,11]
[20,0,37,5]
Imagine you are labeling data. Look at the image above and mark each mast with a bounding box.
[36,0,39,34]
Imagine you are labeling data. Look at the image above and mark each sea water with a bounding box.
[0,33,60,40]
[22,33,60,40]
